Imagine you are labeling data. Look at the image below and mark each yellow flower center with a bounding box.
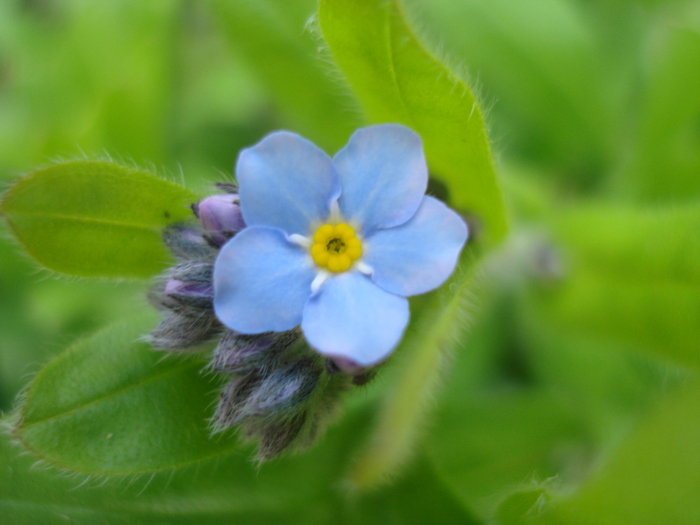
[311,223,363,272]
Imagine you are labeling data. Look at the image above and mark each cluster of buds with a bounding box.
[147,184,374,460]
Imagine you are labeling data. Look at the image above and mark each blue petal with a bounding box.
[333,124,428,234]
[237,131,341,236]
[301,272,409,366]
[214,227,315,333]
[364,196,468,297]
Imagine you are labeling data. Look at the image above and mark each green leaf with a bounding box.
[414,0,615,174]
[614,22,700,201]
[526,269,700,370]
[345,454,483,525]
[515,297,672,439]
[208,0,362,153]
[0,407,359,524]
[0,2,180,169]
[1,407,482,524]
[536,381,700,525]
[1,415,318,524]
[348,251,480,487]
[319,0,508,245]
[530,201,700,369]
[552,201,700,287]
[13,319,237,475]
[1,161,198,279]
[497,487,553,525]
[428,390,584,520]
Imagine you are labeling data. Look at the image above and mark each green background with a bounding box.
[1,0,700,523]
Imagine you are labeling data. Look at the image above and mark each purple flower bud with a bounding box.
[164,279,213,298]
[152,274,215,317]
[148,271,214,317]
[197,194,246,246]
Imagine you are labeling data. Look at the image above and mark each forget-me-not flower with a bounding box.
[213,124,468,371]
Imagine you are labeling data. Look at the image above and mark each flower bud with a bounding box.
[241,357,320,418]
[215,374,262,428]
[166,261,214,285]
[164,278,213,304]
[211,329,301,374]
[162,224,216,261]
[148,278,213,317]
[196,194,246,246]
[148,314,220,350]
[149,262,215,314]
[256,412,307,460]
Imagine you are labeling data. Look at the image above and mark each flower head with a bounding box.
[213,124,468,372]
[149,189,350,461]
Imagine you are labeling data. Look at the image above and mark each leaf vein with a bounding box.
[19,360,200,430]
[6,210,168,231]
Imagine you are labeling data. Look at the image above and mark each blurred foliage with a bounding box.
[0,0,699,523]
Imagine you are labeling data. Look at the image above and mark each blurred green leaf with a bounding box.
[208,0,362,153]
[428,389,585,520]
[614,21,700,201]
[0,262,145,411]
[1,161,197,279]
[552,202,700,287]
[535,381,700,525]
[0,2,181,170]
[515,296,673,442]
[412,0,615,176]
[530,201,700,369]
[526,269,700,370]
[497,486,552,525]
[319,0,508,244]
[349,252,479,487]
[346,454,483,525]
[13,320,237,475]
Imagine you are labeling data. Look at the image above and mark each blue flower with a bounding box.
[213,124,468,371]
